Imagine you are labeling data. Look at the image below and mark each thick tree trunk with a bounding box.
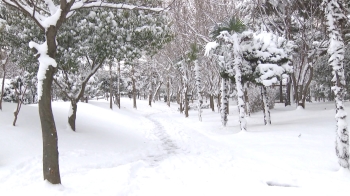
[40,66,61,184]
[68,99,77,131]
[261,86,271,125]
[324,0,349,169]
[39,27,61,184]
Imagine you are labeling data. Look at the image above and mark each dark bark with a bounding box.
[291,73,298,105]
[68,99,77,131]
[279,79,283,103]
[209,94,214,112]
[285,76,291,106]
[40,66,61,184]
[300,66,314,108]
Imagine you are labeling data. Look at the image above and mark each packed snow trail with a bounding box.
[144,113,179,166]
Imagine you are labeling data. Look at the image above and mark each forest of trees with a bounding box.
[0,0,349,184]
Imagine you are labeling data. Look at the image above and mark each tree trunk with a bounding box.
[184,87,189,118]
[261,86,271,125]
[300,65,314,108]
[0,63,6,111]
[148,82,153,107]
[244,85,250,117]
[13,100,20,126]
[210,94,214,112]
[324,1,349,169]
[117,61,121,109]
[194,60,203,121]
[233,33,246,131]
[167,77,170,107]
[220,78,228,126]
[179,91,183,113]
[217,92,221,113]
[38,27,61,184]
[285,76,291,106]
[109,63,113,110]
[291,73,298,106]
[279,79,283,103]
[152,82,163,103]
[132,65,137,109]
[68,99,78,131]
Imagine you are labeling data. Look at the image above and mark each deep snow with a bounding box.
[0,98,349,195]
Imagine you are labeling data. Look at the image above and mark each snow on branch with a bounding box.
[2,0,63,30]
[70,1,164,12]
[2,0,47,28]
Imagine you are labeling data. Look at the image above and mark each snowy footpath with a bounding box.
[0,98,350,195]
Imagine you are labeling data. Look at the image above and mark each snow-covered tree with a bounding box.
[1,0,167,184]
[206,18,247,130]
[323,0,349,169]
[242,31,294,124]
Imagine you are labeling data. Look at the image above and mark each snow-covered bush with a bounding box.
[247,85,277,113]
[2,72,34,104]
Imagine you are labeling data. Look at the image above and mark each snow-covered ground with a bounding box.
[0,98,349,195]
